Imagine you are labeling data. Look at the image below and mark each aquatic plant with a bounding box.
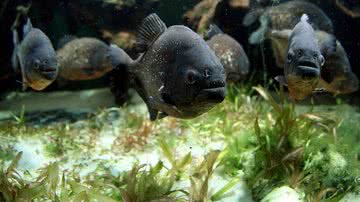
[0,84,359,201]
[221,85,358,201]
[0,152,119,202]
[11,105,26,127]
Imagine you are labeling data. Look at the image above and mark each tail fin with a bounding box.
[248,15,270,44]
[11,29,20,73]
[242,9,264,27]
[109,44,133,70]
[204,24,223,40]
[108,44,133,106]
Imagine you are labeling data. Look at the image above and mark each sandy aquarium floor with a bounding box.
[0,87,359,202]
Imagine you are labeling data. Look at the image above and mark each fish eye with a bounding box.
[297,50,303,57]
[286,54,293,63]
[204,68,212,78]
[319,55,325,66]
[185,69,199,85]
[33,60,41,70]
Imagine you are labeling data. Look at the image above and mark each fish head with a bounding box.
[21,30,59,90]
[160,26,226,116]
[285,43,324,99]
[24,51,59,90]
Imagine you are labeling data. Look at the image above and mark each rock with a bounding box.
[183,0,222,35]
[261,186,304,202]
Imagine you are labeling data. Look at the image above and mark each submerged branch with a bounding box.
[0,0,10,21]
[335,0,360,18]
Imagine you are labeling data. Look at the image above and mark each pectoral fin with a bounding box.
[148,96,178,121]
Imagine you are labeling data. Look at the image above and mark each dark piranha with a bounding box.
[12,18,59,91]
[112,13,226,120]
[276,14,325,100]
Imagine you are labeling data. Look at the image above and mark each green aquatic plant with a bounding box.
[118,162,179,202]
[11,105,26,127]
[220,85,357,201]
[270,0,281,5]
[0,84,359,201]
[158,139,192,180]
[0,152,60,201]
[0,152,118,202]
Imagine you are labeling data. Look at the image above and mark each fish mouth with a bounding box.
[297,61,317,68]
[293,61,320,80]
[41,67,58,80]
[196,80,226,103]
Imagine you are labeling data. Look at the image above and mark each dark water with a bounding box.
[0,0,359,95]
[0,1,359,201]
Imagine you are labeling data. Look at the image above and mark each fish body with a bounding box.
[269,29,358,95]
[56,38,123,81]
[205,24,250,83]
[114,13,226,120]
[12,19,59,91]
[316,31,359,94]
[244,1,333,45]
[282,14,325,100]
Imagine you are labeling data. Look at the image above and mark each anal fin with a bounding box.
[158,112,168,119]
[148,106,159,121]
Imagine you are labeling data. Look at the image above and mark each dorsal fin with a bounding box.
[300,14,309,23]
[204,24,223,40]
[136,13,167,53]
[23,18,33,37]
[11,29,20,73]
[57,35,77,49]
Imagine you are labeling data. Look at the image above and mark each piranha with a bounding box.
[243,0,333,45]
[111,13,226,120]
[12,18,59,91]
[205,24,250,83]
[56,37,126,81]
[267,29,359,96]
[275,14,325,100]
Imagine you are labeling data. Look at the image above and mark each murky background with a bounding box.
[0,0,359,201]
